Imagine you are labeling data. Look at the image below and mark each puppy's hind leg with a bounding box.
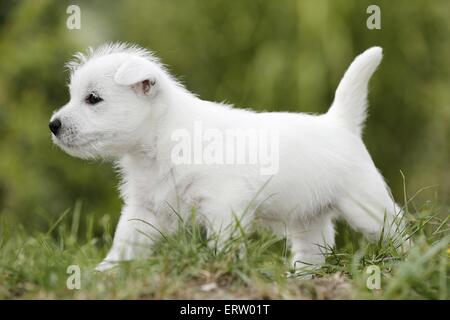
[336,169,407,248]
[288,213,336,271]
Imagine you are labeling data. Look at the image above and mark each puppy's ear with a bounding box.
[114,56,157,95]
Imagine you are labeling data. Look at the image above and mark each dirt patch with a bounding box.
[137,272,354,300]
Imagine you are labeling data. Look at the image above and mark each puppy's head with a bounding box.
[50,43,166,159]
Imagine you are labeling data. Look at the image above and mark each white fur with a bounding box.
[50,44,404,271]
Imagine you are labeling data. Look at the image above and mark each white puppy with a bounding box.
[50,43,404,271]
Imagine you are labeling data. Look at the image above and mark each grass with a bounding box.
[0,197,448,299]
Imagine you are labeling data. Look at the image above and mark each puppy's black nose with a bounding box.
[49,118,62,135]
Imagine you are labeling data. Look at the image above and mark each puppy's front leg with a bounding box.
[96,205,165,271]
[203,202,253,254]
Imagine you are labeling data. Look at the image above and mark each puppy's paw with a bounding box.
[95,260,119,272]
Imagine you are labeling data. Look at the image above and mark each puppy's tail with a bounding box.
[327,47,383,136]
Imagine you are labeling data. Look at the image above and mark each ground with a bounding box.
[0,200,448,299]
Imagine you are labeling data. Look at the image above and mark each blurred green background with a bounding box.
[0,0,448,232]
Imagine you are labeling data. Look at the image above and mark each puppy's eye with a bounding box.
[85,93,103,105]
